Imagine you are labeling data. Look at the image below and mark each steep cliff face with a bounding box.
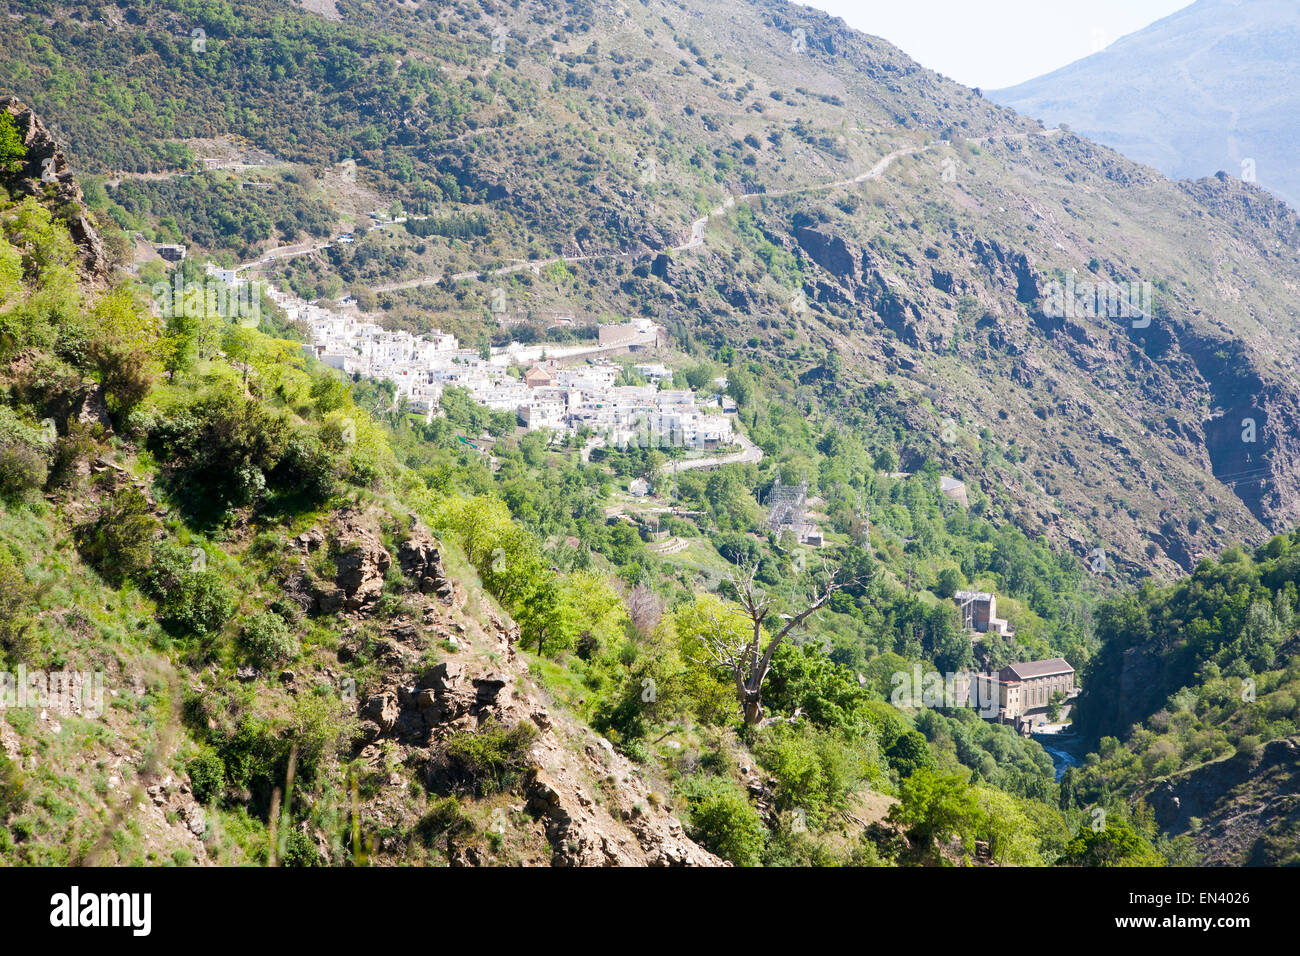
[1072,643,1168,746]
[1144,736,1300,866]
[1,95,109,283]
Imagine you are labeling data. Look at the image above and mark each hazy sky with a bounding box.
[798,0,1195,89]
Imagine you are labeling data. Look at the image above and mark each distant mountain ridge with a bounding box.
[990,0,1300,209]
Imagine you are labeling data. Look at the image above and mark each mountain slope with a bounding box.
[10,1,1300,576]
[9,0,1300,868]
[1066,531,1300,865]
[990,0,1300,209]
[0,97,722,866]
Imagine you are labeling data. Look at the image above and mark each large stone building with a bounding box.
[973,657,1077,733]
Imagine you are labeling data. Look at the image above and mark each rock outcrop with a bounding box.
[397,518,455,605]
[275,504,718,865]
[292,508,391,613]
[350,573,723,867]
[1,96,110,283]
[289,510,456,614]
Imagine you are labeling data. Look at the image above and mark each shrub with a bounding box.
[46,419,101,488]
[432,722,538,797]
[141,542,235,638]
[0,751,26,820]
[268,432,337,505]
[187,751,226,805]
[0,442,46,502]
[0,548,37,664]
[755,724,878,829]
[679,776,765,867]
[77,486,160,586]
[280,829,324,867]
[148,387,288,522]
[887,767,983,857]
[289,692,356,785]
[93,339,154,421]
[238,611,300,668]
[415,796,474,849]
[211,711,286,811]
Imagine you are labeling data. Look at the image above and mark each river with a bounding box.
[1033,732,1086,781]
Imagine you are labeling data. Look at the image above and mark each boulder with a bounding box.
[363,692,400,732]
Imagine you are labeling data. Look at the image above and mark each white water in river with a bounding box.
[1034,734,1084,781]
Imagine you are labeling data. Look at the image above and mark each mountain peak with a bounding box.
[990,0,1300,208]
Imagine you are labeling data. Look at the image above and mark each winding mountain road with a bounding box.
[235,140,942,290]
[669,428,763,471]
[235,129,1059,291]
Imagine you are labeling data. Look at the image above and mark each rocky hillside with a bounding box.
[1,95,108,281]
[278,506,721,866]
[6,1,1300,869]
[0,102,721,865]
[1144,735,1300,865]
[991,0,1300,208]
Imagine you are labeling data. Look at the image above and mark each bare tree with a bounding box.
[625,582,664,637]
[699,557,853,726]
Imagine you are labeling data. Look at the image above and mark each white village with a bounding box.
[265,281,736,452]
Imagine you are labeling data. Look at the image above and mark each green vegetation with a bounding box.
[432,722,539,798]
[4,0,1297,869]
[679,775,765,867]
[0,192,1125,866]
[1064,537,1300,838]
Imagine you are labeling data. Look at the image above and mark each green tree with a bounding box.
[885,729,933,778]
[935,566,964,599]
[1060,815,1164,867]
[680,776,765,866]
[887,767,984,860]
[160,310,202,382]
[0,112,25,177]
[1047,691,1064,723]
